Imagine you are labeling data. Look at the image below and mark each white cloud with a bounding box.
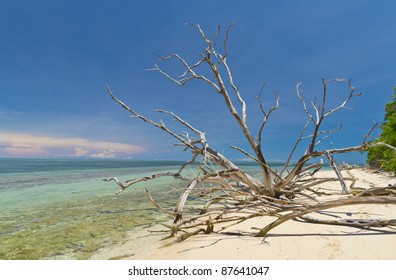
[91,149,117,158]
[0,132,145,158]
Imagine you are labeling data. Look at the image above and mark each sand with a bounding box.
[91,167,396,260]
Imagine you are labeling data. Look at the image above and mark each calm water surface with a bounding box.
[0,158,269,259]
[0,158,191,259]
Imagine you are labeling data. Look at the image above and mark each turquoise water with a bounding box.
[0,158,281,259]
[0,158,191,259]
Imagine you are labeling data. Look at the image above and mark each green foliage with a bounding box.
[367,86,396,172]
[384,86,396,119]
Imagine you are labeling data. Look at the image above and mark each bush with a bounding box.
[367,86,396,172]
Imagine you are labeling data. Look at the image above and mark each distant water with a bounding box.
[0,158,267,260]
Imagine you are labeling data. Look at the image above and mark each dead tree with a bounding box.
[104,24,396,241]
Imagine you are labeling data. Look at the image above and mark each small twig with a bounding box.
[145,189,175,216]
[363,122,378,144]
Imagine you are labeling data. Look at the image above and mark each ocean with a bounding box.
[0,158,266,260]
[0,158,189,259]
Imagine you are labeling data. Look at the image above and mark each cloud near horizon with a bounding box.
[0,132,145,158]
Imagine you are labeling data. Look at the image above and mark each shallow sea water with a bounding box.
[0,158,272,259]
[0,159,191,260]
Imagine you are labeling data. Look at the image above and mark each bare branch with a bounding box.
[257,91,280,146]
[103,172,190,194]
[156,109,208,152]
[174,179,199,224]
[323,79,361,118]
[222,23,235,59]
[105,84,195,150]
[189,23,213,45]
[230,145,259,163]
[255,196,396,237]
[296,82,314,122]
[296,78,361,154]
[300,215,396,229]
[323,150,349,194]
[145,189,175,216]
[150,56,221,92]
[280,119,311,177]
[363,122,378,144]
[369,141,396,153]
[301,123,343,143]
[177,154,198,174]
[311,99,320,124]
[222,58,247,123]
[230,145,284,184]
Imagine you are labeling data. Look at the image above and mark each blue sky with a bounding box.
[0,0,395,163]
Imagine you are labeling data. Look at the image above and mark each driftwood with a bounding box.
[299,216,396,229]
[104,24,396,242]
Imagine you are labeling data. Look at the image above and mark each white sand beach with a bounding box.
[91,168,396,260]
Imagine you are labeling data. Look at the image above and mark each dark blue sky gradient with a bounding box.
[1,0,395,163]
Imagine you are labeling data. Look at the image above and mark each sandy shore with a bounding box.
[91,167,396,260]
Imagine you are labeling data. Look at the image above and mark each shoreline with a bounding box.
[90,167,396,260]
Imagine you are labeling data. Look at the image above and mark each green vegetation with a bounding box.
[367,86,396,173]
